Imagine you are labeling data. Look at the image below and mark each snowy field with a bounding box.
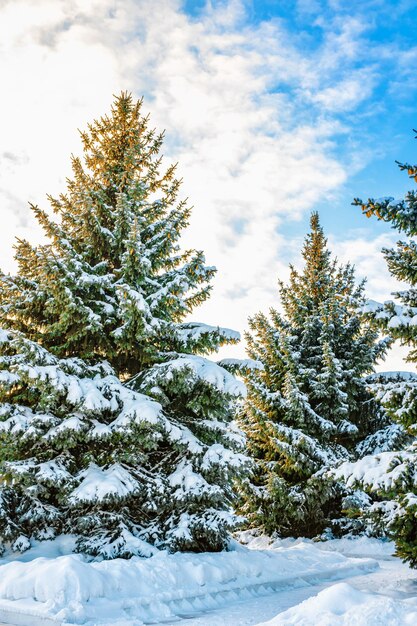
[0,536,416,625]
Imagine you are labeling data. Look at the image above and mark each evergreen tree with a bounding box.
[352,140,417,565]
[0,94,248,557]
[239,213,388,538]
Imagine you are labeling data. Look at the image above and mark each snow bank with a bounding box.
[0,540,378,626]
[259,581,417,625]
[238,531,395,559]
[309,535,395,559]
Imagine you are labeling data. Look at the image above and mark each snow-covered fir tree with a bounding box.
[238,213,388,538]
[348,143,417,566]
[0,93,248,558]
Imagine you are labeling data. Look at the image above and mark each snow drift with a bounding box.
[0,539,378,626]
[260,581,417,626]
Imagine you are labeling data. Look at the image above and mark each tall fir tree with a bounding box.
[351,139,417,565]
[0,94,248,558]
[238,213,388,538]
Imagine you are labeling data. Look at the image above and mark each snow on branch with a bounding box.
[217,358,264,374]
[69,463,141,504]
[362,299,417,328]
[176,322,240,343]
[143,355,246,397]
[332,450,417,493]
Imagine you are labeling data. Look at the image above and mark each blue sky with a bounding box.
[183,0,417,237]
[187,0,417,236]
[0,0,415,368]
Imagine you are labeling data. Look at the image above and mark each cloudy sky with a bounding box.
[0,0,415,369]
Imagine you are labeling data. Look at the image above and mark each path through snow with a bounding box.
[169,540,417,625]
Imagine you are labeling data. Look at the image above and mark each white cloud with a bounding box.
[329,232,402,303]
[0,0,411,370]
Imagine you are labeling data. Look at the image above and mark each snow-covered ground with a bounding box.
[0,536,415,625]
[176,536,417,626]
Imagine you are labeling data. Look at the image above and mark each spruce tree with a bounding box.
[239,213,388,538]
[353,140,417,565]
[0,94,248,557]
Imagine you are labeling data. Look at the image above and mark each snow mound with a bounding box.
[0,542,378,626]
[259,581,417,625]
[238,531,395,559]
[311,536,395,559]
